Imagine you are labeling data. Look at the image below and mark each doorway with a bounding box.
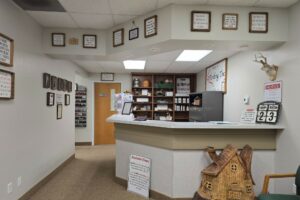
[94,83,121,145]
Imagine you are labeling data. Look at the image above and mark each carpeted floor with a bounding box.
[29,145,153,200]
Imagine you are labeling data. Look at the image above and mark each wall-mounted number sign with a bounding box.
[256,101,281,124]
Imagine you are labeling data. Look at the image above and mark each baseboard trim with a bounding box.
[114,177,192,200]
[19,154,75,200]
[75,142,92,146]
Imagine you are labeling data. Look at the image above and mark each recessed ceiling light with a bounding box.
[176,50,212,62]
[123,60,146,70]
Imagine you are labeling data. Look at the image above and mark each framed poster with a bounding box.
[129,28,139,40]
[191,11,211,32]
[57,104,63,119]
[222,13,238,30]
[83,34,97,48]
[0,33,14,67]
[144,15,158,38]
[65,94,70,106]
[249,12,268,33]
[51,76,57,90]
[46,92,55,106]
[113,28,124,47]
[205,58,227,93]
[43,73,51,89]
[0,69,14,100]
[101,73,114,81]
[52,33,65,47]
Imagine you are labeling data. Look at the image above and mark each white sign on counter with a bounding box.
[240,108,257,124]
[264,81,282,102]
[127,154,151,198]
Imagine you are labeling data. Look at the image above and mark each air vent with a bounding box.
[12,0,65,12]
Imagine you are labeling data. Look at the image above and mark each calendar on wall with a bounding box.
[0,69,14,99]
[256,101,281,124]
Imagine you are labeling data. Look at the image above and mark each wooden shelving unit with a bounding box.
[131,73,196,121]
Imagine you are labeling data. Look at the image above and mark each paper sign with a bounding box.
[264,81,282,102]
[56,94,63,104]
[240,108,257,124]
[127,155,151,198]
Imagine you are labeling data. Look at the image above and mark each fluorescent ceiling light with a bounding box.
[123,60,146,70]
[176,50,212,62]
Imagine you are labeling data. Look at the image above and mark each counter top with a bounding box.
[107,114,284,130]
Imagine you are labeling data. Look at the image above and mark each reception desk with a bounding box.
[107,114,284,199]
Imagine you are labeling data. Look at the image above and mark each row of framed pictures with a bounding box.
[191,11,268,33]
[113,15,158,47]
[52,33,97,48]
[43,73,72,93]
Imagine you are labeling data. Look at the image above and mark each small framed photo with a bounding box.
[51,76,57,90]
[43,73,51,89]
[0,69,15,100]
[0,33,14,67]
[67,81,72,92]
[144,15,158,38]
[122,102,132,115]
[57,104,63,119]
[63,79,68,92]
[58,78,64,91]
[47,92,55,106]
[191,11,211,32]
[65,94,70,106]
[113,28,124,47]
[129,28,139,40]
[249,12,268,33]
[52,33,65,47]
[101,73,114,81]
[83,34,97,48]
[222,13,238,30]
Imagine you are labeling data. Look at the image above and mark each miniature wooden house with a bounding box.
[197,145,255,200]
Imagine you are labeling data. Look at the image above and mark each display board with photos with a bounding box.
[0,69,14,99]
[256,101,281,124]
[144,15,157,38]
[113,28,124,47]
[75,85,87,127]
[205,58,227,93]
[0,33,14,66]
[191,11,211,32]
[83,34,97,48]
[52,33,65,47]
[249,12,268,33]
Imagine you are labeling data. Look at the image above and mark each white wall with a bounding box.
[0,1,87,199]
[197,1,300,194]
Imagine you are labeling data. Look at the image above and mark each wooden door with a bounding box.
[94,83,121,145]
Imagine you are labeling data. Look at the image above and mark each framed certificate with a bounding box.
[57,104,63,119]
[65,94,70,106]
[249,12,268,33]
[52,33,65,47]
[222,13,238,30]
[47,92,55,106]
[51,76,57,90]
[144,15,157,38]
[113,28,124,47]
[101,73,114,81]
[191,11,211,32]
[43,73,51,89]
[129,28,139,40]
[0,33,14,67]
[83,34,97,48]
[0,69,14,100]
[205,58,227,93]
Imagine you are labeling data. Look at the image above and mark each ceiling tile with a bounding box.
[254,0,298,8]
[98,61,127,73]
[147,50,182,61]
[113,15,137,25]
[110,0,157,15]
[71,13,114,29]
[207,0,257,6]
[165,62,194,73]
[158,0,208,8]
[27,11,77,28]
[145,61,172,72]
[58,0,111,14]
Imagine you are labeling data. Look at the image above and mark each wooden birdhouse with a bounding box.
[195,145,255,200]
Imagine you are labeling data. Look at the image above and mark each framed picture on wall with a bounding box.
[113,28,124,47]
[52,33,65,47]
[65,94,70,106]
[63,79,68,92]
[205,58,228,93]
[51,76,57,90]
[0,69,14,100]
[144,15,158,38]
[57,78,64,91]
[222,13,238,30]
[249,12,268,33]
[101,73,114,81]
[67,81,72,92]
[191,11,211,32]
[122,102,132,115]
[83,34,97,48]
[57,104,63,119]
[43,73,51,89]
[47,92,55,106]
[129,28,139,40]
[0,33,14,67]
